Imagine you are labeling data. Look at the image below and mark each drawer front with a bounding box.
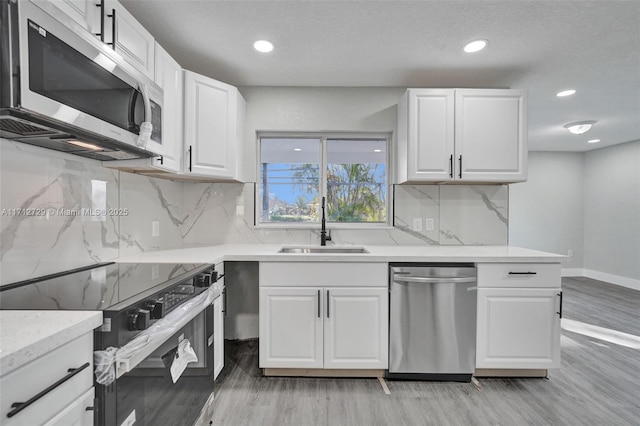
[478,263,561,288]
[44,387,95,426]
[1,333,93,426]
[260,262,387,287]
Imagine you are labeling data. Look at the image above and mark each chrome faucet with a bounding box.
[320,196,331,246]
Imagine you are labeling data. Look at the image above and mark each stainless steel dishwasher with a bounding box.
[387,263,477,382]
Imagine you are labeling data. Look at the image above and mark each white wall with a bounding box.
[509,152,585,270]
[584,140,640,285]
[239,86,405,181]
[510,142,640,288]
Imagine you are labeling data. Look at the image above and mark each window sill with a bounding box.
[254,223,393,231]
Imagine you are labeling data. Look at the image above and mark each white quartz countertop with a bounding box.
[0,311,103,376]
[117,244,565,264]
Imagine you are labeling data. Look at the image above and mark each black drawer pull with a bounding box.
[508,272,537,275]
[7,362,90,418]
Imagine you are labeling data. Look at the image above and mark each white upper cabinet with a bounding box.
[104,0,155,79]
[152,43,182,173]
[396,88,527,184]
[31,0,155,79]
[29,0,99,33]
[183,70,246,181]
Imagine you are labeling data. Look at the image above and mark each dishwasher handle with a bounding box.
[393,276,476,284]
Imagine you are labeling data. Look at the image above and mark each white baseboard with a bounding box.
[563,268,640,291]
[562,268,585,277]
[583,269,640,292]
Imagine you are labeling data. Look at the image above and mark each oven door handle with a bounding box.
[110,288,215,381]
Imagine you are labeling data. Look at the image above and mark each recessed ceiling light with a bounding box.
[293,148,302,152]
[253,40,274,53]
[556,89,576,97]
[463,39,487,53]
[373,149,382,153]
[588,139,601,144]
[564,121,596,135]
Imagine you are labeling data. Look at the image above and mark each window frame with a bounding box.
[255,132,393,229]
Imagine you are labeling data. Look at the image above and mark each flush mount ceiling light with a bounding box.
[588,139,601,144]
[373,149,382,153]
[564,121,596,135]
[293,148,302,152]
[463,39,487,53]
[556,89,576,97]
[253,40,274,53]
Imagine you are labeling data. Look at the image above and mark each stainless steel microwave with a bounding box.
[0,0,163,160]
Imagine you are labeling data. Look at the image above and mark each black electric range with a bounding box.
[0,261,220,426]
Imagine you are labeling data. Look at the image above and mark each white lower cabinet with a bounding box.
[259,287,388,370]
[476,263,562,370]
[0,333,94,426]
[43,387,94,426]
[260,287,324,368]
[324,288,389,369]
[213,293,225,380]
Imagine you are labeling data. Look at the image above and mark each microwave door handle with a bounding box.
[139,83,152,124]
[128,84,152,130]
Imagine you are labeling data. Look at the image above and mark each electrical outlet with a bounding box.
[425,218,435,231]
[568,249,573,257]
[412,218,423,232]
[152,220,160,237]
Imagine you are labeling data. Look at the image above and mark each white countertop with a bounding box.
[117,243,565,264]
[0,311,103,376]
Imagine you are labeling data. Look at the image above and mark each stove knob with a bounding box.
[145,300,165,319]
[195,272,212,288]
[128,308,150,331]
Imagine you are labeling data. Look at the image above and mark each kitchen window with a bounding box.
[257,134,389,226]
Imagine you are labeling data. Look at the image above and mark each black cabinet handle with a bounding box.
[188,146,193,172]
[7,363,90,418]
[223,288,227,317]
[158,155,164,165]
[107,8,116,50]
[326,290,330,318]
[508,272,538,275]
[95,0,105,42]
[317,290,320,318]
[557,291,563,318]
[449,154,453,178]
[458,155,462,179]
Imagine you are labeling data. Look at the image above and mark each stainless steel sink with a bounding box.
[278,246,369,254]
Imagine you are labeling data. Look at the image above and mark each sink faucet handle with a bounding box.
[326,229,332,242]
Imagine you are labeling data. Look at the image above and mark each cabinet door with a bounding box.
[455,89,527,182]
[213,293,225,380]
[398,89,455,182]
[476,288,561,369]
[104,0,155,79]
[183,71,238,179]
[324,288,388,369]
[43,388,94,426]
[259,287,323,369]
[29,0,99,34]
[153,43,182,173]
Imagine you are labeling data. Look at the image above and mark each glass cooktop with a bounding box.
[0,262,207,311]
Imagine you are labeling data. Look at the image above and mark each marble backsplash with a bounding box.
[1,140,508,284]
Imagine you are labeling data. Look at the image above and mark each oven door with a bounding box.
[107,305,214,426]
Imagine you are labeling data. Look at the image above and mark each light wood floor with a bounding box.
[204,277,640,425]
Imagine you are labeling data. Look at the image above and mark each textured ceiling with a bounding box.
[120,0,640,152]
